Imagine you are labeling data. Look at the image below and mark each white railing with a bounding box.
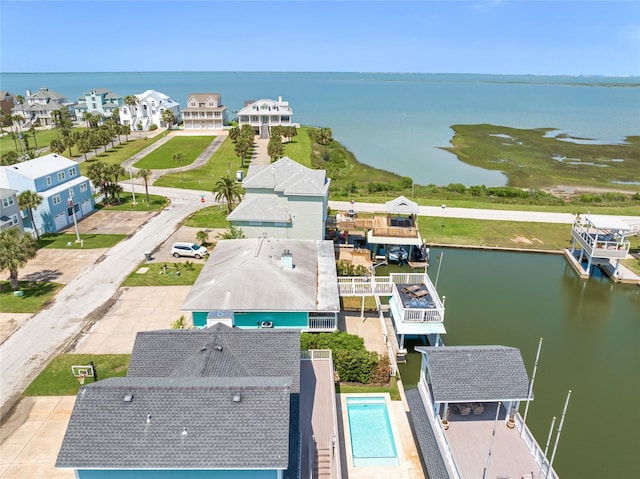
[514,414,560,479]
[375,296,398,377]
[390,272,425,284]
[391,288,444,323]
[307,314,337,332]
[571,224,629,258]
[337,276,393,296]
[300,349,333,360]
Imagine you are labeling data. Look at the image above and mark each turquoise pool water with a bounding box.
[346,396,399,467]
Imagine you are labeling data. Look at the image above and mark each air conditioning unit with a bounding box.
[260,321,274,329]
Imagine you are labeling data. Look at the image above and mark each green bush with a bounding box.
[149,124,158,131]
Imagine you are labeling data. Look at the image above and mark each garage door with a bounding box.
[80,198,92,216]
[54,212,67,231]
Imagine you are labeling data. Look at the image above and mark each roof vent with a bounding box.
[215,345,223,351]
[232,394,242,403]
[146,414,152,423]
[200,346,207,352]
[123,394,133,402]
[181,427,188,436]
[281,249,293,269]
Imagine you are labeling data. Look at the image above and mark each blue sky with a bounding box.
[1,1,638,75]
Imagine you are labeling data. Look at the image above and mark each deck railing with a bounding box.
[337,276,393,296]
[371,226,419,238]
[307,314,337,332]
[514,414,560,479]
[571,224,630,259]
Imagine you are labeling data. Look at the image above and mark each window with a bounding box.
[46,176,52,186]
[10,214,18,225]
[80,183,87,193]
[2,196,14,207]
[249,221,262,226]
[57,171,65,181]
[69,167,77,176]
[52,194,61,205]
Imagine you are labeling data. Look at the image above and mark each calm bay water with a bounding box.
[2,72,639,186]
[399,249,640,479]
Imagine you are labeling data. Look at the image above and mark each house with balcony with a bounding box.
[119,89,181,131]
[0,188,23,233]
[237,96,298,137]
[566,214,639,279]
[0,154,94,235]
[228,157,330,241]
[181,237,340,331]
[406,345,559,479]
[57,324,302,479]
[182,93,227,130]
[74,88,124,120]
[11,87,74,127]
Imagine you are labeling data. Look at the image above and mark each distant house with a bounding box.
[0,154,94,236]
[74,88,124,120]
[0,188,22,233]
[119,89,181,131]
[182,93,227,130]
[228,157,330,241]
[181,237,340,331]
[57,324,302,479]
[237,96,298,137]
[11,87,74,127]
[0,90,15,119]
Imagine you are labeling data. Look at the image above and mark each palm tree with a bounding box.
[77,137,91,161]
[234,137,252,168]
[161,109,176,130]
[173,152,185,181]
[108,164,125,202]
[0,228,38,290]
[17,190,43,241]
[212,174,243,214]
[29,125,38,149]
[124,95,138,126]
[267,135,284,162]
[49,138,66,155]
[137,168,152,204]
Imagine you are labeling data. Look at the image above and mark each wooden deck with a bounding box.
[445,415,543,479]
[300,355,341,479]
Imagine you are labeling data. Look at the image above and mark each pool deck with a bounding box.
[338,393,425,479]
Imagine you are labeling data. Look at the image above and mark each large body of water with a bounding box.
[2,72,639,186]
[398,249,640,479]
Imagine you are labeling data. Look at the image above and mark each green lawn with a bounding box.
[183,205,231,228]
[38,233,127,249]
[78,135,166,175]
[153,136,245,190]
[1,127,87,155]
[0,281,63,313]
[336,377,401,401]
[95,192,169,211]
[133,136,214,169]
[418,216,572,250]
[23,354,130,396]
[283,127,313,167]
[122,262,205,286]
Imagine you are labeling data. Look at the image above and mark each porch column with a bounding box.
[400,334,405,349]
[361,295,365,319]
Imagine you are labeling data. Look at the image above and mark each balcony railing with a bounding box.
[308,313,337,331]
[571,225,629,259]
[337,276,393,296]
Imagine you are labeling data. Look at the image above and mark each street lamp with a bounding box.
[441,204,446,228]
[129,166,137,205]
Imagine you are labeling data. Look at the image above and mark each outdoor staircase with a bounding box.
[260,122,270,139]
[313,446,332,479]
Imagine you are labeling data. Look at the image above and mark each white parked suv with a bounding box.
[171,242,209,259]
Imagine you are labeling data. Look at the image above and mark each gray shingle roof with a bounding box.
[405,389,452,479]
[181,238,339,315]
[242,157,329,196]
[56,376,292,469]
[227,195,290,222]
[415,345,530,402]
[127,324,301,392]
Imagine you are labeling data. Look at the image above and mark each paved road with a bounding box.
[329,200,640,225]
[0,186,210,418]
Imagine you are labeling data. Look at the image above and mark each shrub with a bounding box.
[149,124,158,131]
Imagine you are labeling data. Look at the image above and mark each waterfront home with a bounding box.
[407,345,559,479]
[566,214,640,279]
[0,90,15,118]
[181,237,340,331]
[11,87,74,127]
[74,88,124,120]
[57,324,305,479]
[0,154,94,235]
[228,157,330,241]
[182,93,227,130]
[119,89,181,131]
[237,96,298,137]
[0,187,23,233]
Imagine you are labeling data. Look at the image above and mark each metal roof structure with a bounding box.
[584,214,633,231]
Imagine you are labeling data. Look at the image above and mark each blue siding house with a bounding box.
[181,238,340,331]
[0,154,94,236]
[57,325,301,479]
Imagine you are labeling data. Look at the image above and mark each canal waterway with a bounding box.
[397,248,640,479]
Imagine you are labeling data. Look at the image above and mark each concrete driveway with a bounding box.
[66,210,158,235]
[0,396,75,479]
[71,285,192,354]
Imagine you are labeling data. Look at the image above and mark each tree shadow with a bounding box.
[22,269,63,282]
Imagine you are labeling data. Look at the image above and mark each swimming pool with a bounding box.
[346,396,399,467]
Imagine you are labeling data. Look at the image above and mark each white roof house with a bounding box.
[120,89,181,131]
[236,96,298,137]
[228,157,330,240]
